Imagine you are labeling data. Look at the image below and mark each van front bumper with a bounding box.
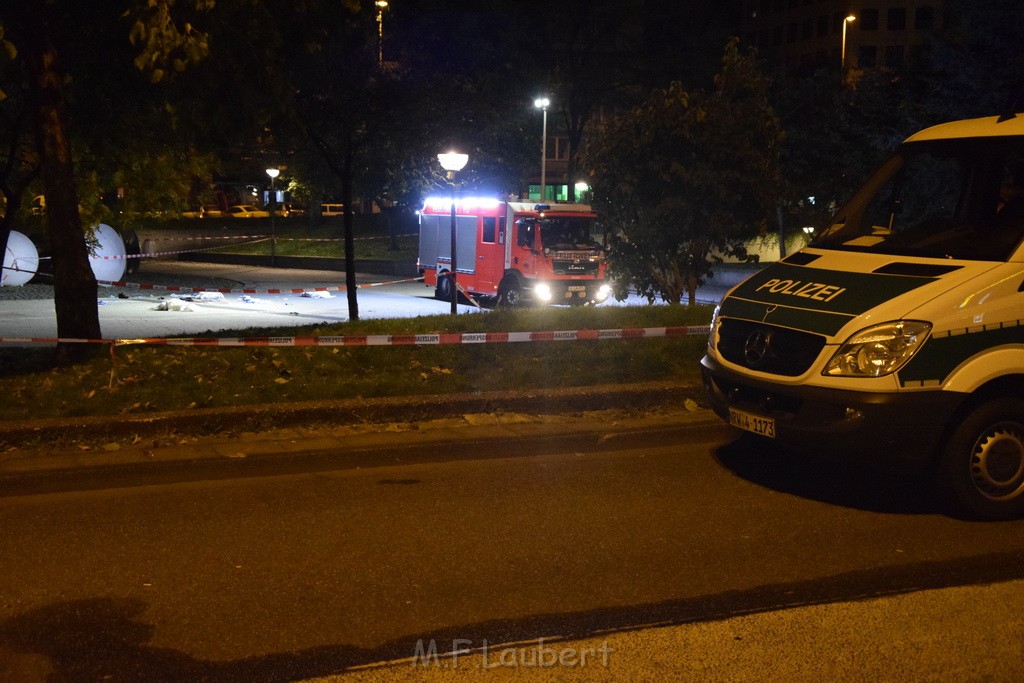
[700,355,965,469]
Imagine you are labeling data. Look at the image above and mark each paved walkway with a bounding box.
[0,260,736,342]
[0,261,461,341]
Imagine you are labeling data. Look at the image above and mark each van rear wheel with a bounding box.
[937,398,1024,520]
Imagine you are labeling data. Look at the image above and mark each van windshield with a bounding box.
[812,137,1024,260]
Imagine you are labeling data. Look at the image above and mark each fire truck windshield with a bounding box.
[539,217,598,250]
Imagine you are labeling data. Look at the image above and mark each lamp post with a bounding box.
[437,151,469,314]
[534,97,550,201]
[375,1,389,66]
[574,181,589,203]
[841,14,856,71]
[266,167,280,267]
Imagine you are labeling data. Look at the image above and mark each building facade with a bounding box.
[739,1,944,74]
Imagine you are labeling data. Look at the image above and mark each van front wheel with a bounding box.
[937,398,1024,520]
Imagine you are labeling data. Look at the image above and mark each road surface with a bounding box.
[0,412,1021,680]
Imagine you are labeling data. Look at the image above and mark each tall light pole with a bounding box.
[534,97,550,201]
[437,151,469,314]
[375,1,389,66]
[841,14,856,71]
[266,167,280,267]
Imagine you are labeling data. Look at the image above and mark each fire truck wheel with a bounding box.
[435,272,453,301]
[497,278,523,307]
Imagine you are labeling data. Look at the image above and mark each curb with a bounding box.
[0,381,707,448]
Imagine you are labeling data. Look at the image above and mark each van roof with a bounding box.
[905,113,1024,143]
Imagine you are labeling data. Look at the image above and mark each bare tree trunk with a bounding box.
[6,3,101,362]
[341,135,359,321]
[12,5,101,363]
[0,109,39,272]
[307,129,360,321]
[686,272,698,307]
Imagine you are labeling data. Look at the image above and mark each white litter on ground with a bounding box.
[156,298,195,312]
[182,292,226,301]
[300,291,333,298]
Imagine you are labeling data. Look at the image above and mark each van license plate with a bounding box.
[728,408,776,438]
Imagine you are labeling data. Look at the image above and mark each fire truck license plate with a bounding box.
[728,408,776,438]
[568,285,586,292]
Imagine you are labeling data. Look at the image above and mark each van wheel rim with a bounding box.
[970,422,1024,501]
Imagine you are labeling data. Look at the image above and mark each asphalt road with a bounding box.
[0,413,1021,681]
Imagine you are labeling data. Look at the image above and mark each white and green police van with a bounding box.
[701,113,1024,519]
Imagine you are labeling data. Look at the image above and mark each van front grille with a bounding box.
[717,318,826,377]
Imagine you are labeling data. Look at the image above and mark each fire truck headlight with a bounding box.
[595,284,611,302]
[535,283,552,302]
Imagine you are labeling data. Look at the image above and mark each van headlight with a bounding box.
[708,305,721,347]
[824,321,931,377]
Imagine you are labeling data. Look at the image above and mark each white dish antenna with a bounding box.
[2,230,40,286]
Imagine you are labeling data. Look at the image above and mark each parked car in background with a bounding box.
[224,204,269,218]
[182,205,224,219]
[275,203,306,217]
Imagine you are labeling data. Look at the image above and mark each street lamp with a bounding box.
[437,151,469,314]
[574,181,590,203]
[266,167,279,267]
[841,14,856,70]
[534,97,550,201]
[375,1,389,66]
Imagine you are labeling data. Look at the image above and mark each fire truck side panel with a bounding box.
[417,214,441,277]
[417,213,479,280]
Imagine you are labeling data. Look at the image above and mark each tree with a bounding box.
[0,0,223,362]
[0,3,102,361]
[767,0,1024,245]
[584,39,782,305]
[0,36,39,269]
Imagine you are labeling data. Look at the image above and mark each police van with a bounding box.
[701,113,1024,519]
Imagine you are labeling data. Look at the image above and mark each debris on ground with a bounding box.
[182,292,226,302]
[155,298,195,312]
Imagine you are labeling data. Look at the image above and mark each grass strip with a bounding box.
[0,305,712,422]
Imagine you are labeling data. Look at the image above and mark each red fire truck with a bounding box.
[417,197,610,306]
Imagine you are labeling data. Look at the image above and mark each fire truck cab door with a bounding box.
[475,215,505,295]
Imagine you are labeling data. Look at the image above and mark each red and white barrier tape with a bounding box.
[139,233,414,243]
[1,268,419,293]
[0,325,711,347]
[92,275,422,294]
[139,234,269,241]
[22,237,274,262]
[93,237,273,260]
